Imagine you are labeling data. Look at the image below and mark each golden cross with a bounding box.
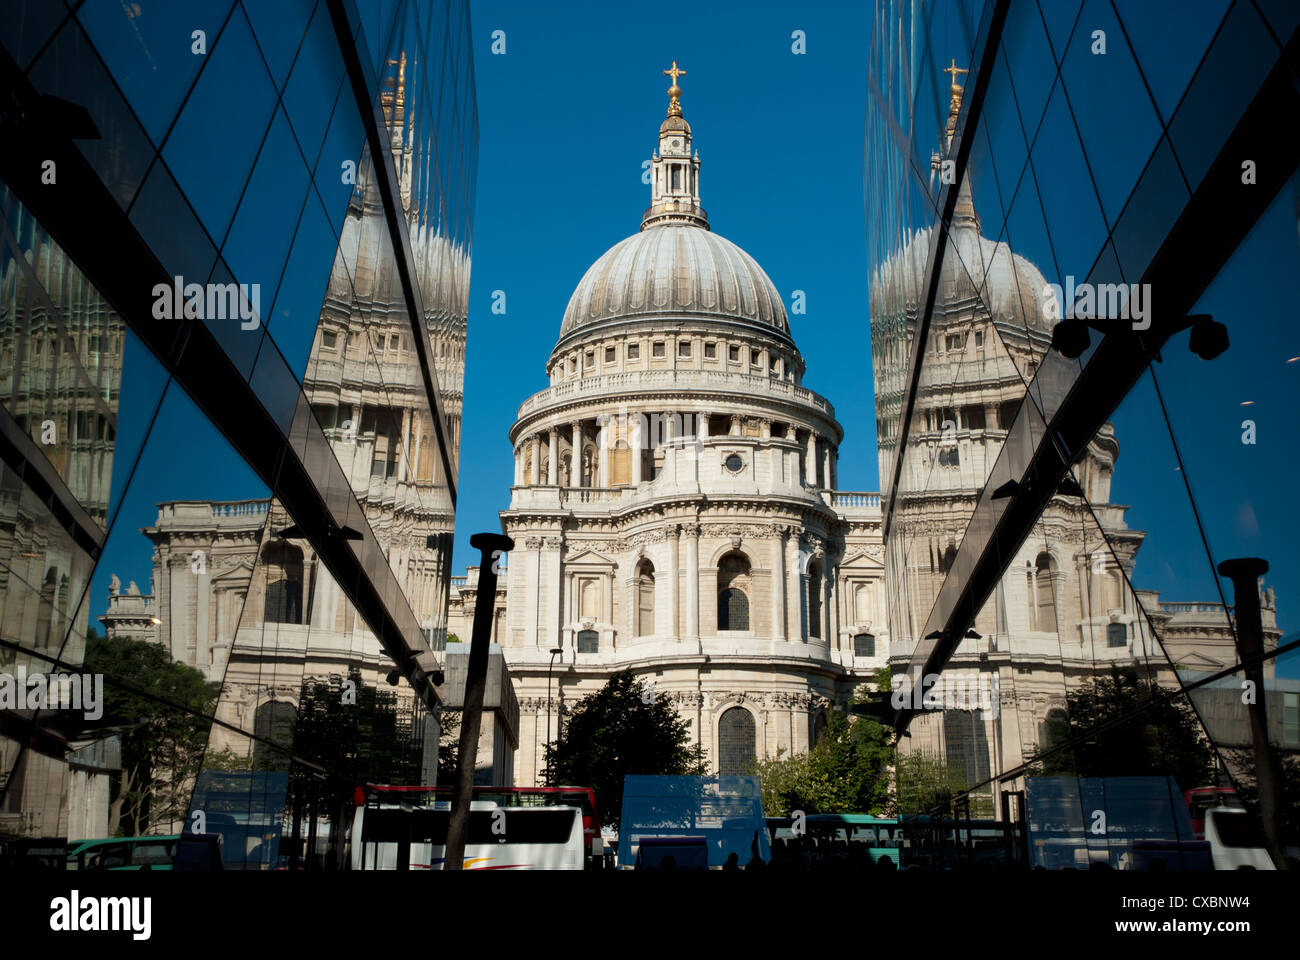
[663,61,686,86]
[944,59,968,84]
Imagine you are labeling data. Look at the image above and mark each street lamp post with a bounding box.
[546,647,563,784]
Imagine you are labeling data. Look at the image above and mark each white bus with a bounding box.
[1204,806,1276,870]
[350,800,584,870]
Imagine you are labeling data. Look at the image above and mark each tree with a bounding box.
[895,750,971,816]
[82,631,219,836]
[1024,666,1215,791]
[542,670,707,827]
[288,667,426,810]
[753,704,895,817]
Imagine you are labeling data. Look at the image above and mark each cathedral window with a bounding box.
[605,346,616,363]
[636,559,655,636]
[807,559,823,639]
[678,340,691,357]
[585,351,594,368]
[321,331,337,349]
[718,552,751,631]
[627,342,640,360]
[728,344,740,362]
[577,629,599,653]
[750,348,760,366]
[975,330,984,346]
[1034,552,1057,633]
[262,541,304,625]
[1106,622,1127,648]
[652,341,665,358]
[718,708,756,776]
[704,341,717,359]
[671,165,681,190]
[854,633,876,657]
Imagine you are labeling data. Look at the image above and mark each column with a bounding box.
[761,419,772,440]
[730,414,741,436]
[631,414,643,484]
[411,414,424,482]
[806,432,819,486]
[529,434,540,485]
[598,418,610,487]
[547,428,558,485]
[570,421,582,487]
[684,523,700,645]
[398,408,411,482]
[698,411,710,440]
[823,444,833,492]
[772,528,786,641]
[666,524,679,638]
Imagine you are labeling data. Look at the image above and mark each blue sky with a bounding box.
[453,0,877,571]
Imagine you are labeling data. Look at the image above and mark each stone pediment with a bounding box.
[212,560,256,581]
[563,548,617,568]
[840,548,884,569]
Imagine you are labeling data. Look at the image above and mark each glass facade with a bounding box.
[869,0,1299,867]
[0,0,474,869]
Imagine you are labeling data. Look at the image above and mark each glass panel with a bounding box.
[76,0,236,144]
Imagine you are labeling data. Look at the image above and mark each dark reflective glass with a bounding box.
[76,0,235,144]
[241,0,315,90]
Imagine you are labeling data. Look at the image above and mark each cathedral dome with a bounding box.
[558,224,790,342]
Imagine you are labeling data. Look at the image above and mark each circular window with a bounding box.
[724,454,744,474]
[672,139,681,147]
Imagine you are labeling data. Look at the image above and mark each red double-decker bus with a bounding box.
[356,785,601,856]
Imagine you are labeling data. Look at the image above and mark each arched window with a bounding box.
[580,580,600,620]
[1034,552,1056,633]
[813,711,828,746]
[577,629,599,653]
[807,559,822,639]
[253,700,296,768]
[262,541,304,624]
[635,559,655,637]
[1105,571,1124,613]
[1042,707,1070,750]
[854,633,876,658]
[717,552,751,631]
[718,707,756,775]
[854,583,872,624]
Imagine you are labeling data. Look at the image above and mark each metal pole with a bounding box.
[1217,558,1289,870]
[444,532,513,870]
[546,647,562,784]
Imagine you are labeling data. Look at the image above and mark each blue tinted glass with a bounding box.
[224,107,311,310]
[270,193,338,377]
[1001,0,1056,147]
[161,7,275,243]
[314,85,367,233]
[1252,0,1300,41]
[1167,1,1279,192]
[25,17,156,211]
[105,329,171,530]
[360,0,401,75]
[0,0,69,71]
[77,0,235,143]
[1060,0,1162,225]
[241,0,315,89]
[249,338,301,436]
[1109,136,1188,279]
[1028,82,1107,278]
[1113,0,1229,123]
[128,160,217,283]
[282,0,346,169]
[1035,0,1081,62]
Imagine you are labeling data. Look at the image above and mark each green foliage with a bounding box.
[752,708,895,817]
[543,670,707,827]
[871,667,893,692]
[895,750,972,816]
[288,667,426,809]
[1024,666,1215,791]
[82,631,219,836]
[437,710,460,782]
[445,634,461,643]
